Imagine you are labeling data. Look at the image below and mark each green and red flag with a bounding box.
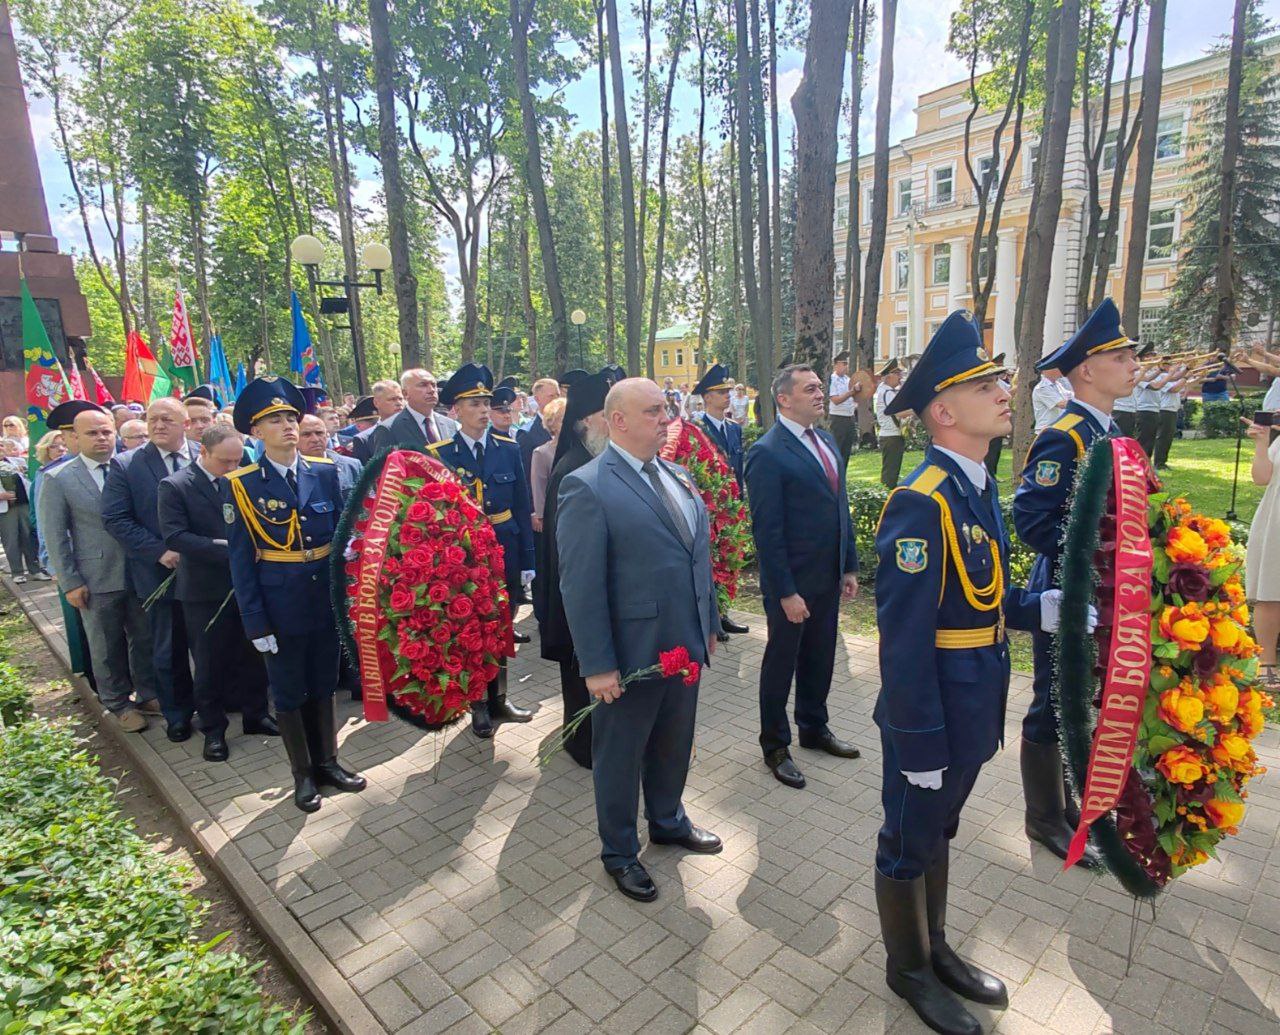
[121,329,173,404]
[167,287,199,391]
[20,278,72,477]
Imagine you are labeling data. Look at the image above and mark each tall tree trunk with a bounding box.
[598,4,618,365]
[511,0,570,375]
[736,0,772,423]
[693,0,714,376]
[637,0,654,323]
[767,0,783,351]
[1122,0,1166,334]
[139,193,161,346]
[605,0,643,372]
[1011,0,1080,481]
[368,0,421,369]
[749,0,774,362]
[730,119,747,384]
[792,0,855,381]
[843,0,867,366]
[1211,0,1249,349]
[645,0,690,376]
[187,194,215,359]
[519,193,538,381]
[858,0,896,361]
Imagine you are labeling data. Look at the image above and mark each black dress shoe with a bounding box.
[765,748,806,789]
[243,714,280,736]
[716,630,730,643]
[512,630,532,644]
[489,698,533,723]
[799,729,861,759]
[651,825,723,854]
[721,617,749,634]
[203,731,229,762]
[470,701,495,739]
[166,722,193,743]
[608,863,658,902]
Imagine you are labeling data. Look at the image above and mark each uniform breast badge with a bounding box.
[1034,460,1061,487]
[895,538,928,574]
[223,503,235,525]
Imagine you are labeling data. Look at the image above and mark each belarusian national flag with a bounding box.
[122,330,172,404]
[86,362,115,405]
[168,287,199,390]
[20,279,72,476]
[65,361,88,402]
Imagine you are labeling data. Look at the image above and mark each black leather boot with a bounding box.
[925,849,1008,1006]
[470,701,495,739]
[304,696,366,794]
[1021,738,1099,869]
[277,709,321,813]
[875,869,980,1035]
[487,680,532,724]
[720,615,749,634]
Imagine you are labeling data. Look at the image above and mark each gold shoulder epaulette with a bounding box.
[1050,413,1084,433]
[227,463,259,479]
[306,455,335,465]
[492,434,516,444]
[424,439,451,453]
[904,465,948,496]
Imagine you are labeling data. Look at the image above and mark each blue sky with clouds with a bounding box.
[23,0,1276,267]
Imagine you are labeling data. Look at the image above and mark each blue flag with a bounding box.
[208,333,233,400]
[233,361,247,401]
[290,291,324,388]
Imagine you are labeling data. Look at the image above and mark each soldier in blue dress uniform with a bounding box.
[874,312,1080,1035]
[224,376,366,813]
[691,362,749,641]
[425,363,536,739]
[1013,297,1139,866]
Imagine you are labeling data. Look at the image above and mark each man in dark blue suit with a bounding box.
[745,365,860,790]
[557,377,722,902]
[101,396,199,739]
[873,311,1063,1035]
[425,363,536,738]
[693,363,749,640]
[225,377,366,813]
[1014,297,1138,867]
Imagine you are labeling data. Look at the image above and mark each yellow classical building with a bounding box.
[834,37,1278,366]
[653,322,703,386]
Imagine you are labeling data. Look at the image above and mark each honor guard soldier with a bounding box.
[1014,298,1139,867]
[224,377,366,813]
[875,312,1080,1035]
[426,363,536,739]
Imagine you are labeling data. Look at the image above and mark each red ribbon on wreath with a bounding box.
[1064,438,1155,868]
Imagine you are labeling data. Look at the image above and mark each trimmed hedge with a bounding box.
[0,680,306,1030]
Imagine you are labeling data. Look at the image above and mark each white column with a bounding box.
[947,236,968,311]
[993,227,1019,354]
[909,243,926,352]
[1043,223,1070,354]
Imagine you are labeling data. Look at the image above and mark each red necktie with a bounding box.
[805,428,839,493]
[424,415,437,443]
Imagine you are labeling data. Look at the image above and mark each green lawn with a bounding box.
[733,435,1262,674]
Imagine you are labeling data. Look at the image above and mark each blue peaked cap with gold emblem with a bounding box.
[693,363,734,397]
[233,375,306,434]
[1036,297,1135,374]
[439,362,493,407]
[885,310,1006,417]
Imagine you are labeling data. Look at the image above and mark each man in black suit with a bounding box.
[157,425,277,761]
[745,365,861,790]
[299,413,361,498]
[101,397,199,740]
[369,369,458,453]
[350,379,405,462]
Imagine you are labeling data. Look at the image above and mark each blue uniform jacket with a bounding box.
[744,422,857,606]
[1013,400,1110,592]
[696,414,744,486]
[873,447,1041,772]
[425,430,535,586]
[223,454,343,640]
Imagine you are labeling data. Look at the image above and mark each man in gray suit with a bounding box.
[38,405,158,732]
[556,377,722,902]
[369,368,458,454]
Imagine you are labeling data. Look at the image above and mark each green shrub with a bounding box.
[0,663,32,727]
[1201,401,1243,439]
[1182,398,1201,428]
[741,420,762,451]
[0,720,306,1033]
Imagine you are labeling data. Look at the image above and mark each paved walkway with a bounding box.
[9,573,1280,1034]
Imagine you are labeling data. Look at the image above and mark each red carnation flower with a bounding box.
[659,646,692,677]
[682,661,701,686]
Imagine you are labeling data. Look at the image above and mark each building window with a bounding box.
[1139,306,1170,346]
[896,177,913,217]
[1146,207,1177,262]
[661,349,670,367]
[1026,142,1040,183]
[874,327,881,357]
[675,348,684,366]
[894,248,910,291]
[977,241,993,280]
[932,165,954,205]
[862,184,873,225]
[1102,131,1119,171]
[932,242,951,286]
[892,324,908,357]
[1155,115,1184,161]
[977,154,998,197]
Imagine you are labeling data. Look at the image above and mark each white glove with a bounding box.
[344,543,358,562]
[1039,589,1098,634]
[252,635,279,654]
[521,569,535,590]
[904,769,945,790]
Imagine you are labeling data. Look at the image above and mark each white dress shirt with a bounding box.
[158,446,191,474]
[933,446,987,493]
[610,442,699,537]
[1073,398,1116,434]
[458,429,486,462]
[776,413,841,474]
[265,454,300,483]
[828,372,855,417]
[1032,376,1074,431]
[79,453,108,490]
[873,383,901,437]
